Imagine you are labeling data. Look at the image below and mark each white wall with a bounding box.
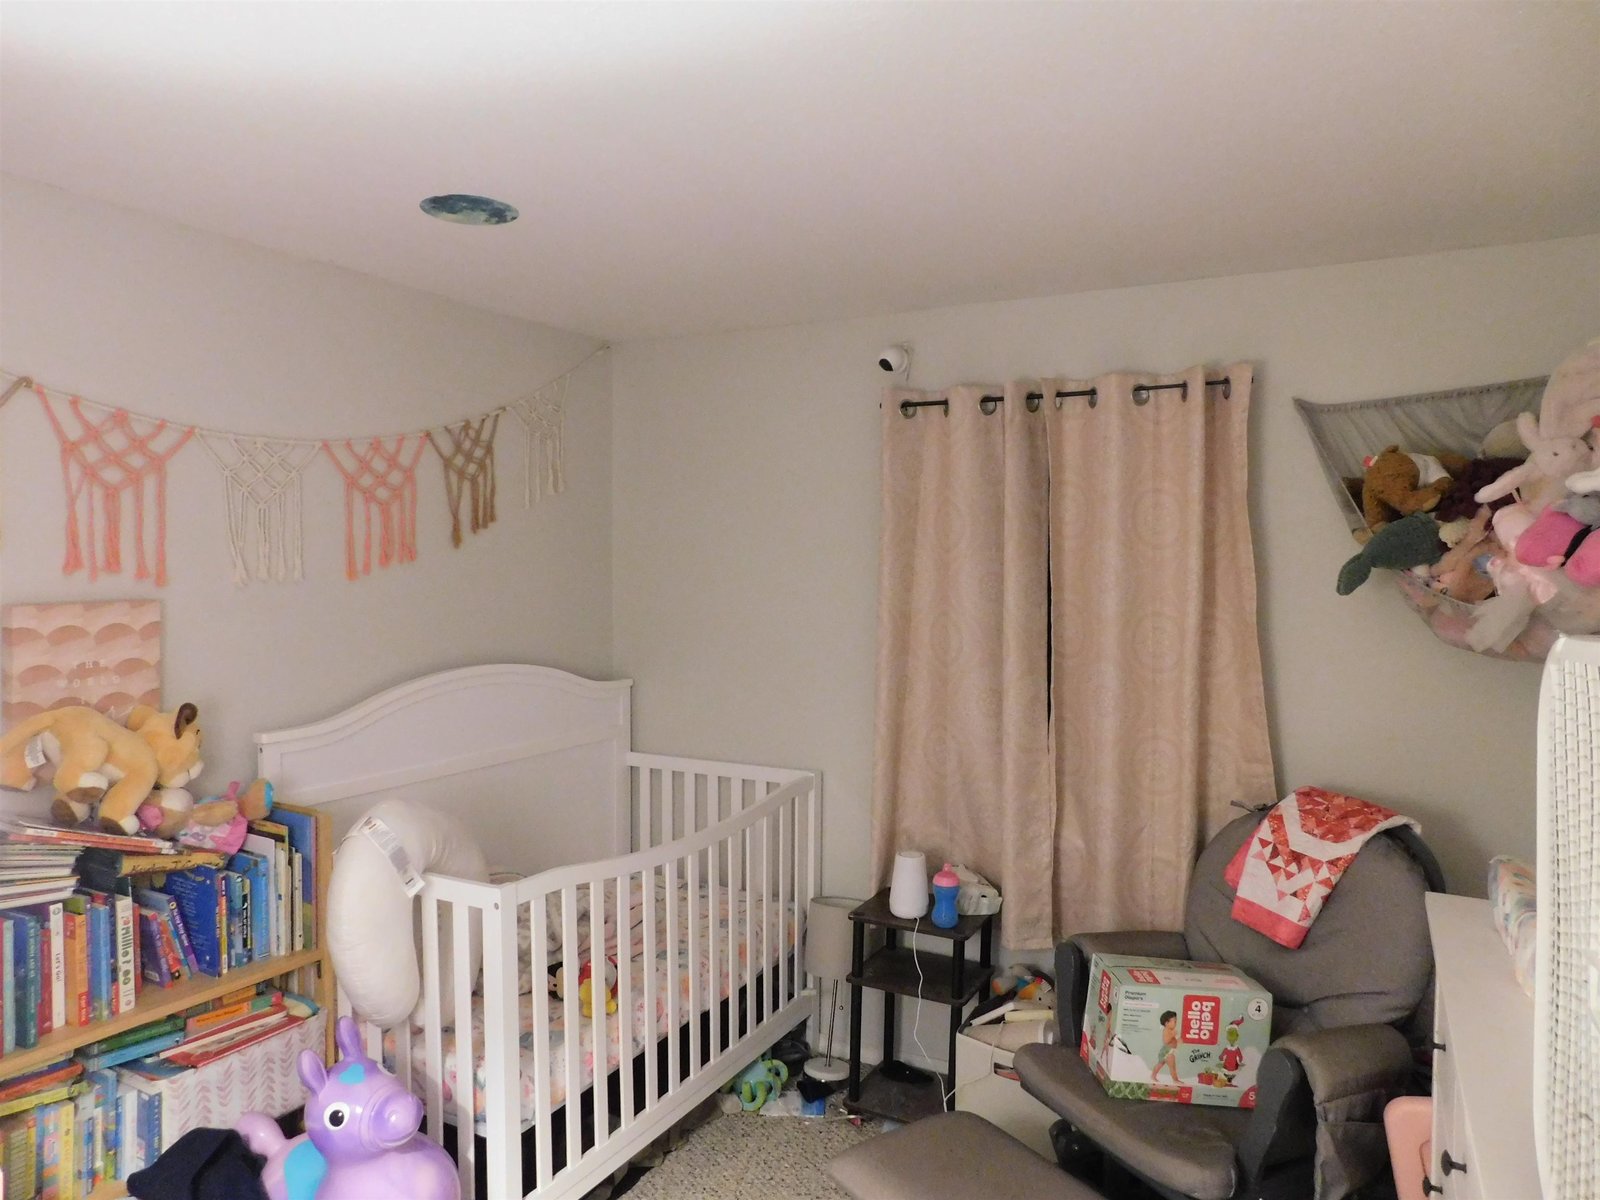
[0,176,613,796]
[613,235,1600,910]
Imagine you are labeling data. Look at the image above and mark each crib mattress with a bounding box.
[390,883,801,1131]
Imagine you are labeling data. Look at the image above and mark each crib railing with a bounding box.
[365,759,820,1200]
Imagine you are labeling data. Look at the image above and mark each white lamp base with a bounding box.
[803,1056,849,1083]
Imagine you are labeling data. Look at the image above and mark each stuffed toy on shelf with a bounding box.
[0,702,205,833]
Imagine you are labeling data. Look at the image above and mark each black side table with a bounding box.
[844,888,996,1122]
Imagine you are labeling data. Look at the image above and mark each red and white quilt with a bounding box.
[1224,786,1419,949]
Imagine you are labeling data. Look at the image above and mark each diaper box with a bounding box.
[1080,954,1271,1108]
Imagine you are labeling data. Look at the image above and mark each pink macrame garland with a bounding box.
[321,436,426,580]
[37,390,194,587]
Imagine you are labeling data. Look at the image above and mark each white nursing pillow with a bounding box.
[328,797,490,1028]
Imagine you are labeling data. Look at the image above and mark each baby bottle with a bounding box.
[930,862,961,929]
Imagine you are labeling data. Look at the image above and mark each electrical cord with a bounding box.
[909,917,959,1106]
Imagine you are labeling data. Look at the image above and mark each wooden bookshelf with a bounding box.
[0,802,335,1081]
[1,947,325,1080]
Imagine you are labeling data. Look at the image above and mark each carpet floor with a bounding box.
[614,1110,881,1200]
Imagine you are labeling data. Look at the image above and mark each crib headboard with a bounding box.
[255,664,632,873]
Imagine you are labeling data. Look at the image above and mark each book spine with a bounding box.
[113,894,135,1015]
[136,911,169,988]
[45,903,65,1034]
[165,898,200,976]
[155,912,185,982]
[20,915,40,1048]
[1,917,14,1055]
[63,912,89,1027]
[34,912,53,1037]
[87,901,109,1022]
[275,842,289,956]
[290,851,305,951]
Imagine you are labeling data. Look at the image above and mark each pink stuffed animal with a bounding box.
[1514,469,1600,588]
[1474,413,1599,557]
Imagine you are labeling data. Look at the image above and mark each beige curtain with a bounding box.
[1046,364,1276,934]
[871,366,1276,947]
[870,384,1055,949]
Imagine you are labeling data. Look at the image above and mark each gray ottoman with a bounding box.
[828,1111,1104,1200]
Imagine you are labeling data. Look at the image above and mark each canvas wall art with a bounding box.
[1,600,162,724]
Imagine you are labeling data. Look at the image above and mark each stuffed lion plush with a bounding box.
[0,702,204,834]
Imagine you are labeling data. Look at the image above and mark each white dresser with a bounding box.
[1426,893,1543,1200]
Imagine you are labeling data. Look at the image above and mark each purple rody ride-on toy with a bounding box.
[237,1016,459,1200]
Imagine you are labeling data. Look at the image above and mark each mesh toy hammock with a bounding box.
[1295,376,1600,662]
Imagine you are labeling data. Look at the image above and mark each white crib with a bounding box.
[255,664,821,1200]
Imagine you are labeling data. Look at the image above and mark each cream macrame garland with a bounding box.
[427,413,499,546]
[198,434,320,584]
[507,376,567,506]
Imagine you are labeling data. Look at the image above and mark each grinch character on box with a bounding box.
[1151,1010,1181,1084]
[1216,1019,1247,1087]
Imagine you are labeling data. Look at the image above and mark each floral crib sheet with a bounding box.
[386,881,802,1131]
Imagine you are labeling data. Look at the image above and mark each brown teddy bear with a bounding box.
[1361,446,1460,531]
[0,702,204,834]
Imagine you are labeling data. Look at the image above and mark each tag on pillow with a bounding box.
[355,814,425,897]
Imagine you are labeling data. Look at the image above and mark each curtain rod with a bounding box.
[899,376,1231,417]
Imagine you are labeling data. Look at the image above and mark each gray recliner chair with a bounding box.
[1014,810,1445,1200]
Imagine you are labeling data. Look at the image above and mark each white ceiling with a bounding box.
[2,2,1596,342]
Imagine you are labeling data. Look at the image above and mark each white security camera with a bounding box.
[877,345,910,375]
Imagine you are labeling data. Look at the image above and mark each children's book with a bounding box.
[242,828,286,956]
[228,849,272,964]
[1,914,14,1054]
[274,808,317,950]
[221,869,247,969]
[82,893,111,1022]
[112,891,136,1015]
[0,1081,82,1119]
[136,908,171,987]
[161,868,225,976]
[1,1111,39,1199]
[185,988,281,1036]
[11,910,41,1047]
[0,1061,81,1105]
[78,1030,185,1072]
[62,905,89,1027]
[15,903,61,1036]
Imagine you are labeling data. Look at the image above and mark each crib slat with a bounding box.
[808,780,821,985]
[724,835,735,1044]
[451,901,477,1199]
[615,872,635,1129]
[779,796,790,1005]
[743,824,754,1037]
[421,892,444,1152]
[665,856,680,1089]
[707,781,721,1058]
[639,765,653,851]
[561,885,582,1170]
[590,878,611,1154]
[643,865,659,1107]
[688,835,701,1076]
[482,886,521,1198]
[763,810,773,1011]
[530,893,553,1190]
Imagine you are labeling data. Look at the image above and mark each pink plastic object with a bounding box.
[1383,1095,1432,1200]
[237,1017,459,1200]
